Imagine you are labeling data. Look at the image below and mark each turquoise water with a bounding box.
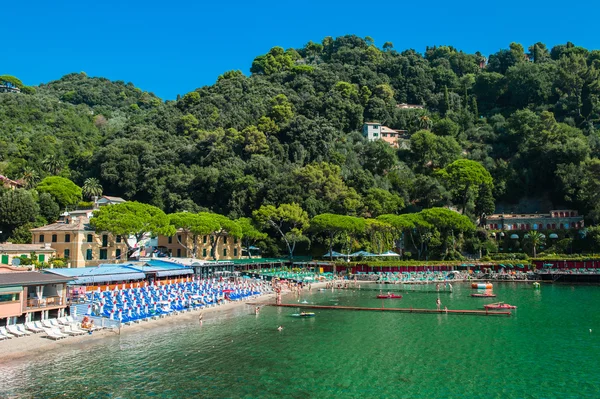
[1,283,600,398]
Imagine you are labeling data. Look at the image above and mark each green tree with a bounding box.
[310,214,365,260]
[236,217,267,258]
[91,202,176,254]
[0,189,39,239]
[253,203,309,259]
[36,176,82,209]
[38,192,60,223]
[196,212,242,260]
[525,230,545,258]
[438,159,493,214]
[82,177,103,200]
[169,212,220,258]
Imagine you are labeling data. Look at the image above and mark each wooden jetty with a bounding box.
[254,303,511,316]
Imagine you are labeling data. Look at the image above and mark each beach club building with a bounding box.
[157,231,242,261]
[0,243,57,266]
[0,265,71,325]
[30,216,129,268]
[483,210,584,231]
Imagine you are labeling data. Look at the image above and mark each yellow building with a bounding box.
[0,243,56,266]
[157,231,242,260]
[30,216,128,268]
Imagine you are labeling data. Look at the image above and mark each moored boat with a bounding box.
[472,283,493,289]
[376,294,402,299]
[291,312,315,318]
[471,293,496,298]
[484,302,516,310]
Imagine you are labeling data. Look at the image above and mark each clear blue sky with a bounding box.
[3,0,599,100]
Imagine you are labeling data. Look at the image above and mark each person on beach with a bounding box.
[436,298,441,311]
[199,313,204,325]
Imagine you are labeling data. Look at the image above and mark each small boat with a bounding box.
[532,282,541,289]
[484,302,517,310]
[472,283,493,289]
[291,312,315,318]
[471,293,497,298]
[377,294,403,299]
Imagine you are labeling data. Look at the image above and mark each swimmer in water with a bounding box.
[277,325,283,331]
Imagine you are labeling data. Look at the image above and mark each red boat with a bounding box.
[471,293,496,298]
[377,294,402,299]
[484,302,517,310]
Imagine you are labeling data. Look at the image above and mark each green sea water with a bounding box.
[1,282,600,399]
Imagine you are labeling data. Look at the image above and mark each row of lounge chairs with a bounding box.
[0,316,104,341]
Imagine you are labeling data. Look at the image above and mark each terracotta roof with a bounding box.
[30,217,94,232]
[0,244,56,253]
[0,271,72,287]
[98,195,126,202]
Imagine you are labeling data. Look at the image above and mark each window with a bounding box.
[87,234,93,243]
[234,237,238,244]
[223,248,227,257]
[65,234,70,243]
[115,249,121,259]
[203,236,207,244]
[571,211,575,217]
[177,248,181,257]
[0,293,19,302]
[223,236,228,244]
[382,133,388,137]
[202,248,207,257]
[100,249,108,260]
[116,235,122,243]
[39,234,45,243]
[102,235,108,247]
[178,235,182,243]
[373,133,379,137]
[168,236,172,244]
[52,234,57,243]
[373,125,379,129]
[234,248,238,257]
[552,224,556,229]
[1,254,8,264]
[86,249,93,260]
[64,249,70,259]
[38,254,45,262]
[547,224,551,229]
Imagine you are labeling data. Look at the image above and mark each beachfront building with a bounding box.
[0,243,56,266]
[362,122,409,149]
[0,265,71,325]
[30,216,129,268]
[483,210,584,231]
[157,232,242,261]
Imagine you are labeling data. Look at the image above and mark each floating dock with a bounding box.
[255,303,511,316]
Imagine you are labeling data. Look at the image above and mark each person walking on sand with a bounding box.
[199,313,204,325]
[436,297,441,311]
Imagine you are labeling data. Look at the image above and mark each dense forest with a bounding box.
[1,36,600,259]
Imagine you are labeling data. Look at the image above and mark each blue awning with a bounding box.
[72,272,146,284]
[156,269,193,277]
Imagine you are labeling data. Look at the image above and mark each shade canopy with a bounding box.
[323,250,348,258]
[549,233,559,239]
[510,234,519,239]
[378,250,400,257]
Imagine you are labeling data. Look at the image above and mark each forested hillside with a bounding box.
[1,36,600,257]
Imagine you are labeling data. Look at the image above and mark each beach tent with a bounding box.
[377,250,400,257]
[322,250,348,258]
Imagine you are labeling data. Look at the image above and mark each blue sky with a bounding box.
[3,0,600,99]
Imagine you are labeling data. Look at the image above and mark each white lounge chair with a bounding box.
[65,316,76,323]
[43,328,66,341]
[41,320,54,328]
[57,317,70,325]
[0,334,6,341]
[34,321,45,330]
[70,324,87,334]
[61,325,84,336]
[0,327,13,339]
[48,319,61,327]
[25,322,44,333]
[6,325,26,337]
[15,324,33,336]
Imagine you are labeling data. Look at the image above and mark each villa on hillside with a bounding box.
[30,216,128,268]
[157,231,242,261]
[0,174,22,190]
[363,122,410,149]
[396,103,424,110]
[482,210,584,231]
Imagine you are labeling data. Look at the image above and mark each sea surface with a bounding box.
[1,282,599,399]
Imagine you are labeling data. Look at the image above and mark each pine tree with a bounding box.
[471,97,479,122]
[443,86,449,116]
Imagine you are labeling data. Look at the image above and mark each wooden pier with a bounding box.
[255,303,511,316]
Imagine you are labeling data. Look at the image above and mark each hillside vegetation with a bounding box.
[1,36,600,258]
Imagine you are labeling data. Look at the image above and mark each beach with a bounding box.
[0,281,330,362]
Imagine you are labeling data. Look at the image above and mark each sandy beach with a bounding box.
[0,281,331,362]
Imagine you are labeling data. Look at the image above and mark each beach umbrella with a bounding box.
[549,233,559,239]
[510,234,519,239]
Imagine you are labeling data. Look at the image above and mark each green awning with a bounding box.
[499,264,505,268]
[507,264,514,268]
[0,286,22,293]
[516,264,524,269]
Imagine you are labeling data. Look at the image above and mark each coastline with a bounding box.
[0,281,330,362]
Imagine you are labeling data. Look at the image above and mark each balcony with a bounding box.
[26,296,64,309]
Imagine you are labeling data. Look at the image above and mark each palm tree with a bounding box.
[21,167,39,189]
[82,178,103,200]
[418,115,432,130]
[526,230,546,258]
[42,155,63,175]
